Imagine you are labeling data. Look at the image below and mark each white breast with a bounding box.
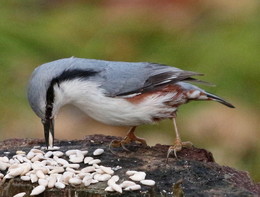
[53,79,178,126]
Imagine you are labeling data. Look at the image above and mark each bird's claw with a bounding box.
[109,139,131,154]
[109,134,147,155]
[167,139,193,161]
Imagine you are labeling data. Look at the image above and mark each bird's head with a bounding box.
[27,58,100,148]
[27,65,59,148]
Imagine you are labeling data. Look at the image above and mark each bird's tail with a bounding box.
[206,92,235,108]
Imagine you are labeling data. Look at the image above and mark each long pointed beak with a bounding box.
[42,118,54,149]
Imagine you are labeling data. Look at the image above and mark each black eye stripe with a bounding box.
[45,69,98,120]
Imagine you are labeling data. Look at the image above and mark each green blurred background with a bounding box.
[0,0,259,181]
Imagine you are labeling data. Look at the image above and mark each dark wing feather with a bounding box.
[116,67,203,97]
[184,77,215,86]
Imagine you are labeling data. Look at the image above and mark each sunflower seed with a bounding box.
[0,156,9,163]
[77,172,88,179]
[20,163,32,175]
[105,186,114,192]
[65,150,78,156]
[93,148,104,156]
[32,166,48,174]
[16,150,26,155]
[38,178,48,187]
[8,163,19,170]
[30,173,38,183]
[95,168,104,174]
[44,151,53,158]
[49,167,64,174]
[54,157,69,166]
[31,149,44,154]
[69,154,84,163]
[31,155,43,162]
[47,146,60,151]
[82,175,92,186]
[129,172,146,181]
[47,175,57,188]
[65,163,80,169]
[55,181,65,189]
[98,174,111,181]
[108,175,119,186]
[100,166,114,175]
[0,161,9,171]
[36,170,45,179]
[110,175,119,182]
[53,151,64,157]
[9,167,24,177]
[81,150,88,156]
[13,192,26,197]
[124,184,141,191]
[110,183,122,193]
[88,159,101,165]
[140,179,156,186]
[120,180,137,188]
[83,157,94,164]
[126,170,138,176]
[20,175,31,181]
[69,177,82,185]
[91,179,99,184]
[30,185,45,195]
[4,173,13,179]
[62,171,74,184]
[81,166,95,173]
[26,152,35,160]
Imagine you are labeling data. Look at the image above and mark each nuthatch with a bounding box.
[27,57,234,157]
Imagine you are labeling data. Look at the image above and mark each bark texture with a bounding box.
[0,135,259,197]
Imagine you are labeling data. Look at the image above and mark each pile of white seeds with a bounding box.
[0,146,155,196]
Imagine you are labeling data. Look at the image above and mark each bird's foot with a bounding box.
[109,132,147,155]
[167,139,193,160]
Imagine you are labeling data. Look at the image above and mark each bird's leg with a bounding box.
[109,126,147,153]
[167,118,193,159]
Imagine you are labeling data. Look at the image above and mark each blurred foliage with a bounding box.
[0,0,259,181]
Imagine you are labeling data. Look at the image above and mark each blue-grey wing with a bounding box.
[98,61,203,97]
